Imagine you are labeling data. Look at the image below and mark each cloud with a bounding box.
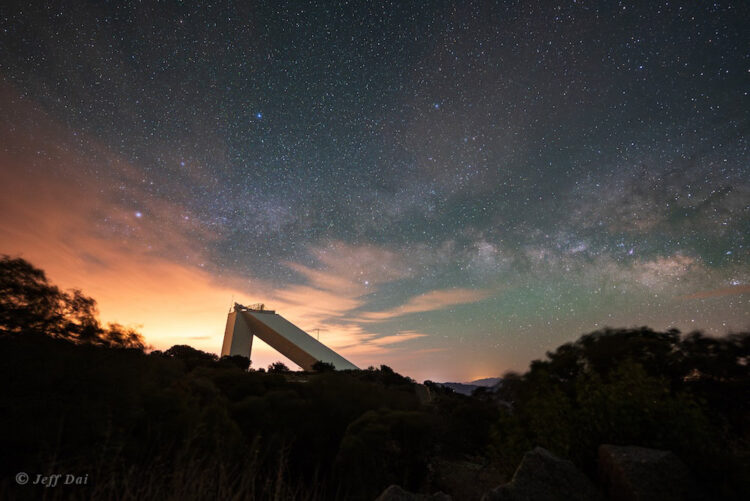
[325,328,431,359]
[285,262,364,296]
[267,285,365,324]
[359,288,494,321]
[194,241,433,365]
[370,331,429,346]
[286,241,413,296]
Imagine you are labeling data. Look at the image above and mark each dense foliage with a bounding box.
[1,257,748,500]
[0,334,499,500]
[492,327,750,499]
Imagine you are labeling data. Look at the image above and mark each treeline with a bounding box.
[492,327,750,499]
[0,335,499,499]
[0,256,748,500]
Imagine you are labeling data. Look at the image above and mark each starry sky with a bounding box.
[1,1,748,382]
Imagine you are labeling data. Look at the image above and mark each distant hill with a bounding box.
[438,377,502,396]
[469,377,502,387]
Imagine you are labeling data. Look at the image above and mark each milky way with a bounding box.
[1,1,748,380]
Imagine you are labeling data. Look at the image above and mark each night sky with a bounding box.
[1,1,748,381]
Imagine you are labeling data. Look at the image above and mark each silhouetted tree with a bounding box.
[492,327,750,498]
[219,354,251,370]
[0,255,144,348]
[268,361,290,373]
[312,360,335,372]
[164,344,218,370]
[1,255,76,337]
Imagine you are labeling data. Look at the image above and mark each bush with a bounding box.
[492,327,750,497]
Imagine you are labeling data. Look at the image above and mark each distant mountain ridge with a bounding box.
[469,377,502,387]
[437,377,502,396]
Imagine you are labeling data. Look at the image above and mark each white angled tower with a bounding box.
[220,303,358,371]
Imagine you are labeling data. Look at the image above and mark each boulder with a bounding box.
[428,457,506,500]
[598,444,697,501]
[482,447,603,501]
[374,484,452,501]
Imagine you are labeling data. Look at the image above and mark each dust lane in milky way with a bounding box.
[0,1,748,381]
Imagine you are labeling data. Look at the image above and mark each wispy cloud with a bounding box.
[269,285,365,322]
[359,288,495,321]
[370,331,429,346]
[285,241,413,297]
[327,329,431,358]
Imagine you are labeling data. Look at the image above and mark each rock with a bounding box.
[482,447,603,501]
[598,444,698,501]
[428,457,506,501]
[374,484,452,501]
